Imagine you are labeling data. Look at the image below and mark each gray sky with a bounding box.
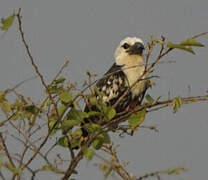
[0,0,208,179]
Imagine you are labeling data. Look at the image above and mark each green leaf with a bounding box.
[0,92,12,114]
[66,108,89,121]
[167,167,186,175]
[83,148,94,160]
[87,111,101,117]
[102,132,111,144]
[62,119,80,134]
[0,91,4,99]
[48,121,57,135]
[85,123,101,134]
[99,163,113,178]
[70,129,82,149]
[58,104,67,115]
[99,104,116,121]
[104,106,116,121]
[1,14,15,31]
[103,166,113,178]
[48,114,60,135]
[4,162,22,175]
[180,38,204,47]
[41,164,63,173]
[62,108,88,133]
[128,109,146,130]
[41,165,53,171]
[92,133,110,150]
[172,96,183,113]
[89,96,98,106]
[57,136,68,147]
[54,76,66,84]
[10,113,20,121]
[167,42,195,54]
[48,84,63,94]
[145,94,155,104]
[59,91,73,103]
[24,105,39,114]
[93,138,104,150]
[70,128,82,138]
[0,100,12,114]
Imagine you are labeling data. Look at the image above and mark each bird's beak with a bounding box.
[127,42,145,55]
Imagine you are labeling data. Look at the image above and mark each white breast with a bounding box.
[121,55,146,97]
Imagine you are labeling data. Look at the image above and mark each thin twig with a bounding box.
[16,8,59,118]
[6,76,38,93]
[118,125,159,133]
[51,59,70,84]
[0,133,16,167]
[0,112,18,127]
[0,171,6,180]
[103,94,208,133]
[11,155,37,178]
[61,150,84,180]
[66,135,75,161]
[101,145,132,180]
[15,8,64,169]
[10,134,54,169]
[191,31,208,39]
[136,167,186,180]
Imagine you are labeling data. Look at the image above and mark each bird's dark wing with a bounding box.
[87,63,132,112]
[96,63,148,109]
[96,63,126,91]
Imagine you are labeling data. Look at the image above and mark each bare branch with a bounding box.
[103,93,208,133]
[0,112,18,127]
[0,171,6,180]
[66,135,75,161]
[101,145,132,180]
[61,151,84,180]
[136,167,186,180]
[16,8,59,118]
[191,31,208,39]
[0,133,16,168]
[51,59,70,84]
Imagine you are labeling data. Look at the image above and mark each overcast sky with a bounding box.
[0,0,208,179]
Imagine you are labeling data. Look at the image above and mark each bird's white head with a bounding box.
[114,37,145,66]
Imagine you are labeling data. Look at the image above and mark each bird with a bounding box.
[82,37,148,136]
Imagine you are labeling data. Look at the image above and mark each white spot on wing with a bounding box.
[102,86,106,91]
[118,77,123,85]
[113,83,118,91]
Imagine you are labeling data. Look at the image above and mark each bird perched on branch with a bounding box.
[83,37,148,136]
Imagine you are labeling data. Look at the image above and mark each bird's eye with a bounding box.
[122,43,130,49]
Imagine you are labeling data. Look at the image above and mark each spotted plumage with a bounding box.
[82,37,148,136]
[95,63,133,112]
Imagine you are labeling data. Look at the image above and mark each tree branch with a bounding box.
[0,133,16,168]
[136,167,186,180]
[16,8,59,118]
